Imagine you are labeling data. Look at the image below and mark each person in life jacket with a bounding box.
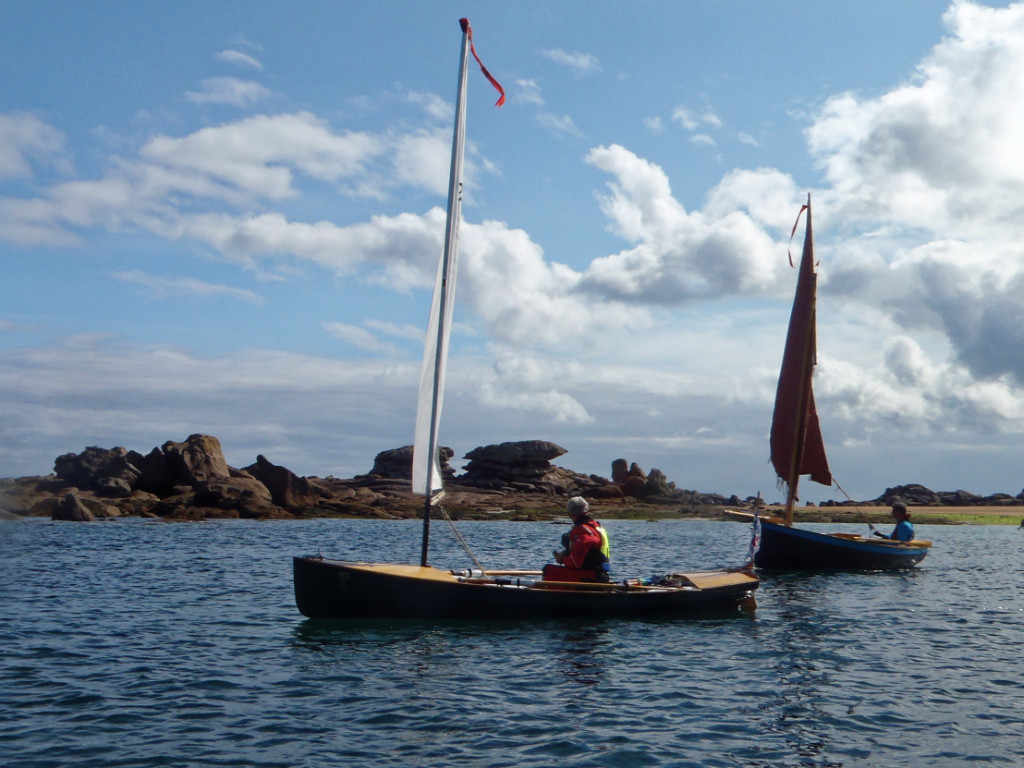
[542,496,611,583]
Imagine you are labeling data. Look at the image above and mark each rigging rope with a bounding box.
[436,503,487,572]
[833,478,878,531]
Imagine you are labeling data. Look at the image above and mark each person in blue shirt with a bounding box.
[875,501,914,542]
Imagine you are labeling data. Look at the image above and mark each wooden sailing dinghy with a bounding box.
[728,196,930,570]
[292,18,758,619]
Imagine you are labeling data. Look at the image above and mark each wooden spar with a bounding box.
[783,194,817,527]
[421,22,470,567]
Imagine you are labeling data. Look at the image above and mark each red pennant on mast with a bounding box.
[460,18,505,107]
[787,203,808,268]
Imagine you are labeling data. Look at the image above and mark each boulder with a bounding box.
[245,455,320,509]
[455,441,612,498]
[97,477,133,498]
[162,434,230,485]
[459,440,567,490]
[645,468,674,497]
[81,496,122,518]
[369,445,455,482]
[0,476,65,516]
[622,476,647,497]
[39,491,121,519]
[52,492,95,522]
[464,440,566,465]
[609,459,652,497]
[192,476,274,509]
[133,447,177,496]
[592,483,624,499]
[54,446,141,491]
[628,462,647,481]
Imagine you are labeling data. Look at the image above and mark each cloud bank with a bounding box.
[5,2,1024,500]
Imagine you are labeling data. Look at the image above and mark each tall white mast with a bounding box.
[413,20,470,567]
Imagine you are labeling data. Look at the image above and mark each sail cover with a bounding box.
[770,200,832,490]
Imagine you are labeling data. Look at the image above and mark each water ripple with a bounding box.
[4,519,1024,766]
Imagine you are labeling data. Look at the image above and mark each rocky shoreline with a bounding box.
[2,433,1023,523]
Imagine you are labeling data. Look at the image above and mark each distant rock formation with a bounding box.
[6,433,1016,523]
[875,484,1023,507]
[2,434,745,522]
[611,459,649,497]
[809,482,1024,507]
[459,440,571,492]
[23,434,294,521]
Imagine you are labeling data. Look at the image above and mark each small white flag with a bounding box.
[745,510,762,567]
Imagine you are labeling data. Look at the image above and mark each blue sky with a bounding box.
[4,0,1024,503]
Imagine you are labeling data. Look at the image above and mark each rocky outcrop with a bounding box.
[15,433,1022,524]
[54,446,141,497]
[245,455,321,509]
[645,468,673,497]
[4,436,604,521]
[8,435,741,522]
[49,492,122,521]
[163,435,231,485]
[458,440,572,492]
[872,484,1024,507]
[810,482,1024,507]
[607,457,721,503]
[454,440,643,499]
[55,436,233,499]
[611,458,648,491]
[18,434,292,522]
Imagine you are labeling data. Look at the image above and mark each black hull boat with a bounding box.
[293,558,758,620]
[291,21,758,622]
[729,511,929,570]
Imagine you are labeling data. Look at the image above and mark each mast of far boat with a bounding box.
[774,194,829,527]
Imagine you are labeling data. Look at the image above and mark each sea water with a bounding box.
[2,517,1023,767]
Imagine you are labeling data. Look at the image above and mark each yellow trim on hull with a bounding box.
[341,563,460,582]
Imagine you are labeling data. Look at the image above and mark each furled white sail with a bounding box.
[412,24,469,499]
[411,220,461,497]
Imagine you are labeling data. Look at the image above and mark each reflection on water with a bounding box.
[554,626,611,686]
[755,574,846,767]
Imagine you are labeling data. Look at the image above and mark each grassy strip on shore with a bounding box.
[792,505,1024,526]
[592,505,1024,525]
